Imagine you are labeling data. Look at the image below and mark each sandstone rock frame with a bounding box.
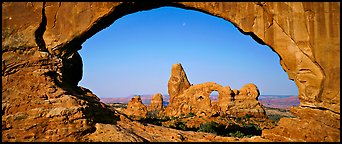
[2,2,340,142]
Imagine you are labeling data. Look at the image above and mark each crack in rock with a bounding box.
[52,2,61,29]
[34,2,48,52]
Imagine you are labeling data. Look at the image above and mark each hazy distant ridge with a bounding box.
[100,94,300,109]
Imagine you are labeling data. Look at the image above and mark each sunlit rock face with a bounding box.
[125,95,148,118]
[147,93,164,112]
[2,2,339,142]
[167,63,192,104]
[228,83,266,118]
[164,65,266,118]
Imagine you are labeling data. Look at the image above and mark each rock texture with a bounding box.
[164,65,266,118]
[168,63,191,104]
[2,63,118,142]
[125,96,148,118]
[85,115,269,142]
[262,106,340,142]
[238,84,260,100]
[228,84,266,118]
[147,93,164,112]
[2,2,340,142]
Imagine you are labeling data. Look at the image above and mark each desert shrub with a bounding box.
[197,121,219,134]
[138,111,172,126]
[184,112,196,118]
[170,121,188,131]
[163,116,170,121]
[229,130,245,138]
[235,117,242,122]
[138,117,162,126]
[247,123,261,130]
[268,114,283,122]
[171,116,178,120]
[178,122,188,131]
[245,114,253,119]
[241,123,262,137]
[197,121,262,138]
[169,121,197,131]
[147,110,159,119]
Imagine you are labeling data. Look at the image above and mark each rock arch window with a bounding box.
[209,91,219,102]
[78,6,299,108]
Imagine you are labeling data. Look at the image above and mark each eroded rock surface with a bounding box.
[147,93,164,112]
[262,106,340,142]
[164,65,266,118]
[85,115,269,142]
[125,96,148,118]
[168,63,191,104]
[2,2,339,142]
[1,56,118,141]
[228,84,266,118]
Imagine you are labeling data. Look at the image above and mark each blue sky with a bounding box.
[78,7,298,98]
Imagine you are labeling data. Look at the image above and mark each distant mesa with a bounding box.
[101,95,299,110]
[101,95,300,109]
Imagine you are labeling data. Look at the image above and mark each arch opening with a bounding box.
[209,91,219,103]
[78,6,299,109]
